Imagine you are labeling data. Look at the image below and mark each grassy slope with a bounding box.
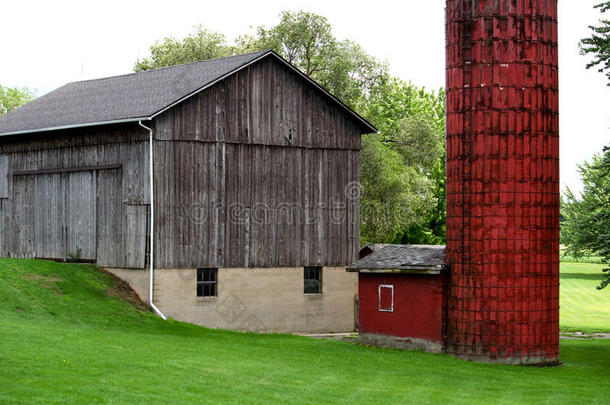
[560,262,610,332]
[0,258,608,404]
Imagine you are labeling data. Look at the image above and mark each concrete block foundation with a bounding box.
[106,266,358,333]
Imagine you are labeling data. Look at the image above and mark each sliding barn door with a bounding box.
[11,166,148,268]
[13,171,97,261]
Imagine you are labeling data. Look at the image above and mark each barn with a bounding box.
[0,50,375,333]
[348,244,448,352]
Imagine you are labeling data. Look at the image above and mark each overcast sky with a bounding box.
[2,1,608,194]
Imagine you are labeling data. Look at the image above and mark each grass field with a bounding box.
[560,262,610,332]
[0,258,609,404]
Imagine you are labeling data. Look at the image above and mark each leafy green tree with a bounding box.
[237,11,388,109]
[579,1,610,85]
[362,79,446,244]
[134,26,233,71]
[561,146,610,289]
[360,134,436,244]
[0,85,35,116]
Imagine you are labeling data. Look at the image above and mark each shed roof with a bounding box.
[347,244,448,274]
[0,50,376,137]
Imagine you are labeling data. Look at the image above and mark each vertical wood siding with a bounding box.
[0,125,149,267]
[153,57,363,268]
[0,56,365,270]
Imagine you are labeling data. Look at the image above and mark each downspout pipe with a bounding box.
[139,120,167,320]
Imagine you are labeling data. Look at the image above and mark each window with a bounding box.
[197,268,218,297]
[378,284,394,312]
[304,266,322,294]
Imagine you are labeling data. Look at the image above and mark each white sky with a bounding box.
[1,1,608,194]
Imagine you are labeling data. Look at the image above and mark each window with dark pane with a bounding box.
[304,266,322,294]
[197,268,218,297]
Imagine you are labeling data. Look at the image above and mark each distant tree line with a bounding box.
[135,11,446,246]
[561,148,610,290]
[563,1,610,289]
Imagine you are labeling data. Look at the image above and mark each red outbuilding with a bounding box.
[348,245,448,352]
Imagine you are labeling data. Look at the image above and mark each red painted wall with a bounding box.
[358,274,446,343]
[445,0,560,363]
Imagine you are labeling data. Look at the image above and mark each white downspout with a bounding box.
[139,120,167,320]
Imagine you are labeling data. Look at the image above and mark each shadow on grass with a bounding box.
[560,272,605,281]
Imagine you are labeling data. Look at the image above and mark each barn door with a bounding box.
[13,174,65,259]
[65,171,97,260]
[13,170,97,261]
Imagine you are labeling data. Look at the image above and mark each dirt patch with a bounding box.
[25,274,63,283]
[100,268,150,312]
[561,331,610,340]
[24,274,64,289]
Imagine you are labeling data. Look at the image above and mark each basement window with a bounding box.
[304,266,322,294]
[197,268,218,297]
[378,285,394,312]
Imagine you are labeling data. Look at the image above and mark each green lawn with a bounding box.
[0,258,609,404]
[560,262,610,332]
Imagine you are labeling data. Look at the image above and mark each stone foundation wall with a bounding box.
[105,267,358,333]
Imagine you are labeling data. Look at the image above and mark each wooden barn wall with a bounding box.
[155,57,363,150]
[0,124,150,268]
[153,57,363,269]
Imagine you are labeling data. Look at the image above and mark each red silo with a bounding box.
[445,0,560,364]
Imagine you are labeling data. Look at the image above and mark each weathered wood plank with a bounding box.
[126,205,148,268]
[66,171,97,260]
[0,155,8,198]
[96,168,123,266]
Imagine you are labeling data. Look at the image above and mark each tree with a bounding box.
[237,11,388,109]
[561,146,610,289]
[359,134,437,244]
[134,26,233,71]
[579,1,610,86]
[361,78,446,244]
[0,85,35,116]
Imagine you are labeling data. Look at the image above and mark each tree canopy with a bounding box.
[0,85,35,117]
[134,26,234,72]
[360,79,446,244]
[135,11,447,246]
[561,146,610,289]
[579,1,610,85]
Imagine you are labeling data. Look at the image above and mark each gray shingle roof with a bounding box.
[348,244,448,273]
[0,51,269,136]
[0,50,375,137]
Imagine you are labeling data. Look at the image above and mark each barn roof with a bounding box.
[0,50,376,137]
[347,244,448,274]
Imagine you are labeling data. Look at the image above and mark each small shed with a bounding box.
[347,244,448,352]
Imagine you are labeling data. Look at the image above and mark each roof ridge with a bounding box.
[70,49,271,85]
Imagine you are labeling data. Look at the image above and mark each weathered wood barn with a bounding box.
[0,50,375,332]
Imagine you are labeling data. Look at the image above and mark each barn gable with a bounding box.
[152,56,364,268]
